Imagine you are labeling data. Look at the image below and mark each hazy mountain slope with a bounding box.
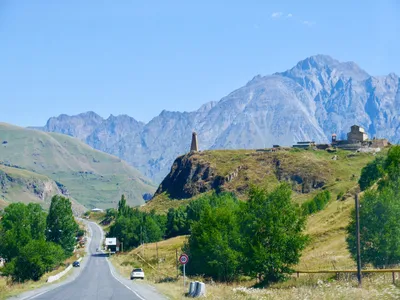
[33,55,400,183]
[210,75,327,149]
[0,164,59,205]
[0,123,156,208]
[86,114,145,152]
[36,111,104,140]
[0,164,87,214]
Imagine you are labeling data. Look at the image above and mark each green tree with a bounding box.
[117,194,128,217]
[105,208,117,220]
[242,184,308,283]
[46,195,78,256]
[27,203,46,240]
[0,203,32,261]
[359,156,385,191]
[142,214,164,243]
[4,239,64,282]
[347,184,400,268]
[166,207,189,238]
[185,194,243,282]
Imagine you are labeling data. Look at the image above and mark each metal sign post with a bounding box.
[179,253,189,290]
[183,264,186,288]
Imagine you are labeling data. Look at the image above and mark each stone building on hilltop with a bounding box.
[347,125,368,143]
[331,124,388,150]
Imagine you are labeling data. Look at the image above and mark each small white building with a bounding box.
[91,208,104,213]
[0,258,5,268]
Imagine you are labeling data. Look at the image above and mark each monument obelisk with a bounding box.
[190,132,198,152]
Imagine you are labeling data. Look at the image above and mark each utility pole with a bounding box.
[141,225,144,257]
[355,193,362,287]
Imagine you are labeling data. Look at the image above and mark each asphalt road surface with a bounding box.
[12,221,166,300]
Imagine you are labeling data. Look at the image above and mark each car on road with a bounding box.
[73,261,80,267]
[130,268,144,280]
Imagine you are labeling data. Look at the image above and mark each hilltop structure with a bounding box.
[331,125,388,150]
[291,124,389,151]
[190,132,199,152]
[347,125,369,143]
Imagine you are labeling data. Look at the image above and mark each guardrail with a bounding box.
[187,281,206,297]
[47,257,83,283]
[295,269,400,284]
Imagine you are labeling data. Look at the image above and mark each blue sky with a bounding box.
[1,0,399,126]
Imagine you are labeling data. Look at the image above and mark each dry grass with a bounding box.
[141,193,209,214]
[109,233,400,299]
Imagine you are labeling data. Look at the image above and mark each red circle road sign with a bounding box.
[179,253,189,265]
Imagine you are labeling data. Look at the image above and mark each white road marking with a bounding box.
[92,222,146,300]
[106,258,146,300]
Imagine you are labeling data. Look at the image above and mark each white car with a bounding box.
[130,268,144,280]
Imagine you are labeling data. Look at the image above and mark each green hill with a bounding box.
[149,147,381,211]
[145,147,383,268]
[0,123,156,209]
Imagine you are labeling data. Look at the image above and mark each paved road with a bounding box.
[12,222,166,300]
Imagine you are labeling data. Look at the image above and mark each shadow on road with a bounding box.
[91,253,109,257]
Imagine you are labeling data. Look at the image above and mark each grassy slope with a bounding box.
[0,123,156,209]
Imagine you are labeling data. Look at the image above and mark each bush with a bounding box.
[337,191,344,200]
[4,240,64,282]
[359,157,385,191]
[301,190,331,215]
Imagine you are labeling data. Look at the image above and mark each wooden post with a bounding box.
[355,193,362,287]
[176,249,179,277]
[156,242,159,270]
[393,272,395,284]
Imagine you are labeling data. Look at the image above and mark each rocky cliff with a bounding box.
[0,164,86,215]
[152,148,378,201]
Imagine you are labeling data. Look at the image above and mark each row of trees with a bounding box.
[109,185,308,284]
[107,195,166,249]
[0,196,79,281]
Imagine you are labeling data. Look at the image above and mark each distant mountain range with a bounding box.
[31,55,400,183]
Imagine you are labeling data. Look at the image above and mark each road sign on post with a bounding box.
[179,254,189,289]
[179,254,189,265]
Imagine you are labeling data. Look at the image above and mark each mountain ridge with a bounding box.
[30,54,400,183]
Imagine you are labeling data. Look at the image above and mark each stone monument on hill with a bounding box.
[190,132,198,152]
